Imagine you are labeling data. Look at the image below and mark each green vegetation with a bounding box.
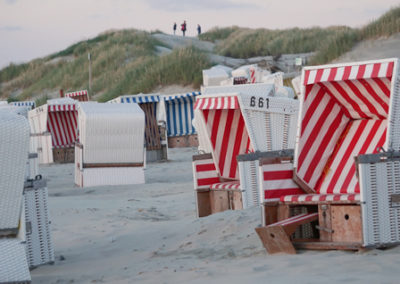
[311,6,400,64]
[0,29,209,103]
[99,46,211,102]
[210,26,350,58]
[198,26,240,42]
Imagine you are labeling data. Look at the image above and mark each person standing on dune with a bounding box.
[181,21,187,36]
[173,22,177,35]
[197,24,201,36]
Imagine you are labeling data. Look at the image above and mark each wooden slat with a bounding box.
[140,103,161,150]
[83,162,144,168]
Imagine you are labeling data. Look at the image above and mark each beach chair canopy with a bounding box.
[162,92,201,137]
[78,102,145,164]
[294,58,399,195]
[9,101,36,109]
[65,90,89,102]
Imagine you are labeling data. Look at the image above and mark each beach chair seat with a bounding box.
[210,181,240,190]
[280,193,360,204]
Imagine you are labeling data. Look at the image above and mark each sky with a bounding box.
[0,0,398,68]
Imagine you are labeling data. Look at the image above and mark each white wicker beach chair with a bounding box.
[255,58,400,253]
[0,110,31,283]
[75,102,145,187]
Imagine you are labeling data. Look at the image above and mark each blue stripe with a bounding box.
[177,99,183,136]
[166,101,172,136]
[182,97,189,135]
[171,100,177,136]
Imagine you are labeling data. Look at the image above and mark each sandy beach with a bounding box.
[28,147,400,284]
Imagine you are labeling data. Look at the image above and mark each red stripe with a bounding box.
[304,109,343,186]
[60,111,71,146]
[301,86,326,136]
[328,67,337,82]
[305,195,313,201]
[343,66,352,80]
[322,84,353,118]
[344,80,383,118]
[314,69,324,84]
[219,110,235,177]
[356,64,366,79]
[359,79,389,113]
[196,164,216,172]
[371,63,381,78]
[229,110,245,178]
[303,70,310,86]
[197,177,221,186]
[263,170,292,180]
[298,99,335,171]
[330,81,369,118]
[210,110,221,149]
[326,120,368,193]
[386,61,394,78]
[319,195,327,201]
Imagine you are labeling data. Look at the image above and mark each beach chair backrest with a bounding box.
[47,102,78,149]
[192,153,220,190]
[162,92,201,137]
[294,58,399,195]
[194,94,251,179]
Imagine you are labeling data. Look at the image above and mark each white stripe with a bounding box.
[335,67,345,81]
[263,179,298,190]
[364,63,373,78]
[378,62,388,78]
[308,70,317,84]
[197,171,219,179]
[321,68,330,82]
[262,163,293,172]
[348,65,359,80]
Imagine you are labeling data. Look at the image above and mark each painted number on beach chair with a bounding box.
[250,96,269,109]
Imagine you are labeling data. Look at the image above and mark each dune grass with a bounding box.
[198,26,240,42]
[99,46,210,102]
[211,26,350,59]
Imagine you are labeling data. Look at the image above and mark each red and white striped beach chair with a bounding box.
[193,83,283,216]
[28,98,78,164]
[255,58,400,253]
[65,90,89,102]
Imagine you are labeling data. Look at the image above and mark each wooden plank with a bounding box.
[196,190,211,217]
[331,205,362,243]
[229,190,243,210]
[263,203,278,226]
[277,204,290,221]
[318,204,332,242]
[210,190,229,214]
[255,226,297,254]
[83,162,144,168]
[293,241,362,251]
[192,153,213,161]
[140,103,161,150]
